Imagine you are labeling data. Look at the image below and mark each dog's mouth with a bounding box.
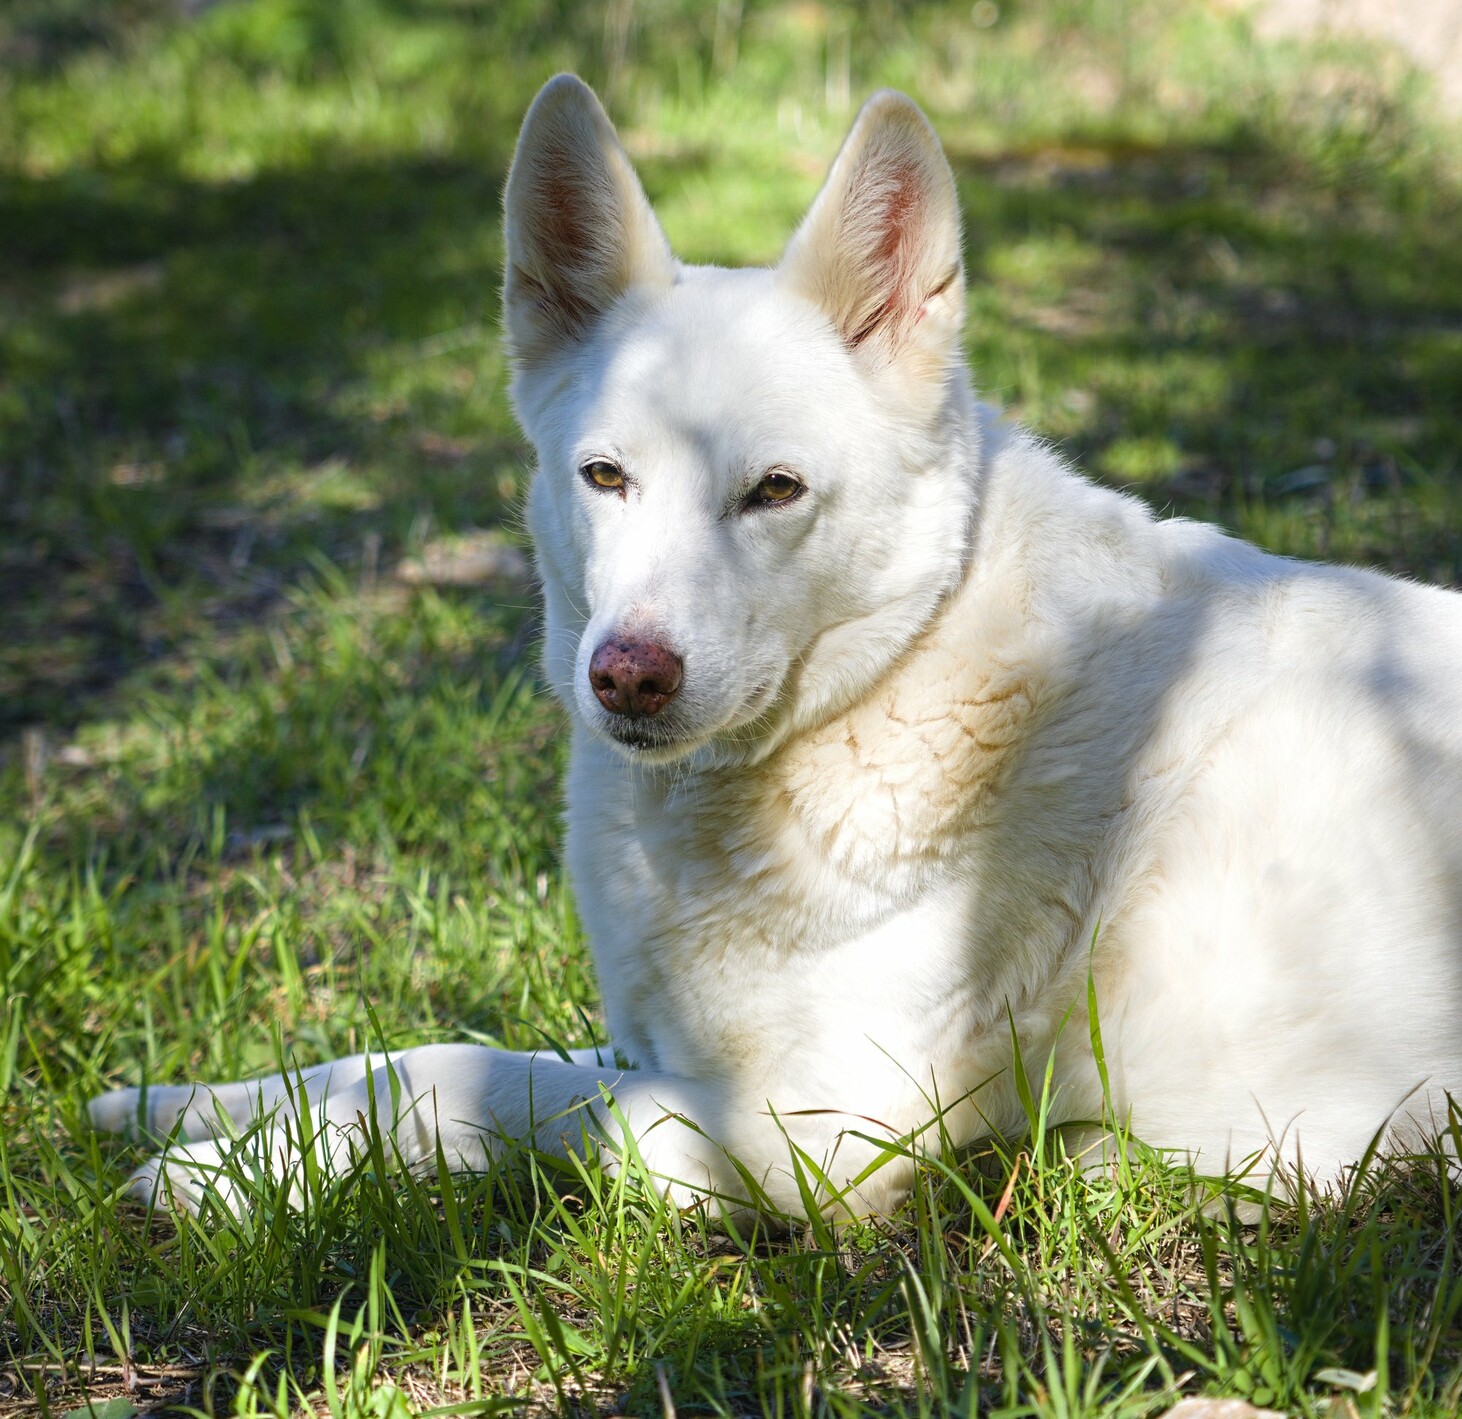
[593,675,785,765]
[591,701,707,762]
[604,717,679,753]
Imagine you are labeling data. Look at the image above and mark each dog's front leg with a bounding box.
[91,1043,737,1216]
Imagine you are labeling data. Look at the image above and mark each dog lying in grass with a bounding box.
[91,75,1462,1220]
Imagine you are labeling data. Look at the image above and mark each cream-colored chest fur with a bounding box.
[558,561,1040,1081]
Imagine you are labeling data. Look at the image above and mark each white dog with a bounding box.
[91,76,1462,1219]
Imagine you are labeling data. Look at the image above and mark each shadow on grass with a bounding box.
[0,149,524,738]
[947,136,1462,565]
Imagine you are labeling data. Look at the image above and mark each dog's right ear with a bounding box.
[503,75,675,365]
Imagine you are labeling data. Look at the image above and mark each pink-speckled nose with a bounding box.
[589,636,683,716]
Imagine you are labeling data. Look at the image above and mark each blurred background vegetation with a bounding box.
[2,0,1459,751]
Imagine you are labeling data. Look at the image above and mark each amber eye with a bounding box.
[750,471,803,506]
[580,459,626,493]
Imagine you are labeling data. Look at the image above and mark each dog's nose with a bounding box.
[589,636,683,716]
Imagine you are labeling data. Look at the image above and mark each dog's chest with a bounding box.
[567,625,1044,1072]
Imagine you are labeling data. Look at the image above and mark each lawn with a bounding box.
[1,1,1460,1414]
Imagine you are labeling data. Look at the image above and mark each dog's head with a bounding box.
[505,75,976,767]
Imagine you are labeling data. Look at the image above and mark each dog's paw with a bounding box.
[124,1139,250,1217]
[123,1130,339,1218]
[89,1077,289,1143]
[122,1113,379,1219]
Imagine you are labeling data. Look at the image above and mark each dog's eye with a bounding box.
[580,459,626,493]
[749,471,803,507]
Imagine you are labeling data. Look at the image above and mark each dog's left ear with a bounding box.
[779,92,964,376]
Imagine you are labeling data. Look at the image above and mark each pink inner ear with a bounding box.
[536,147,595,260]
[541,173,583,254]
[849,165,924,348]
[523,149,609,330]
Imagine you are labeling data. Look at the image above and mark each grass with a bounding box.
[1,0,1461,1413]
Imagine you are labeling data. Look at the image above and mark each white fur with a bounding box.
[91,77,1462,1220]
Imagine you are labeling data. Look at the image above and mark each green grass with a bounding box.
[2,0,1461,1413]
